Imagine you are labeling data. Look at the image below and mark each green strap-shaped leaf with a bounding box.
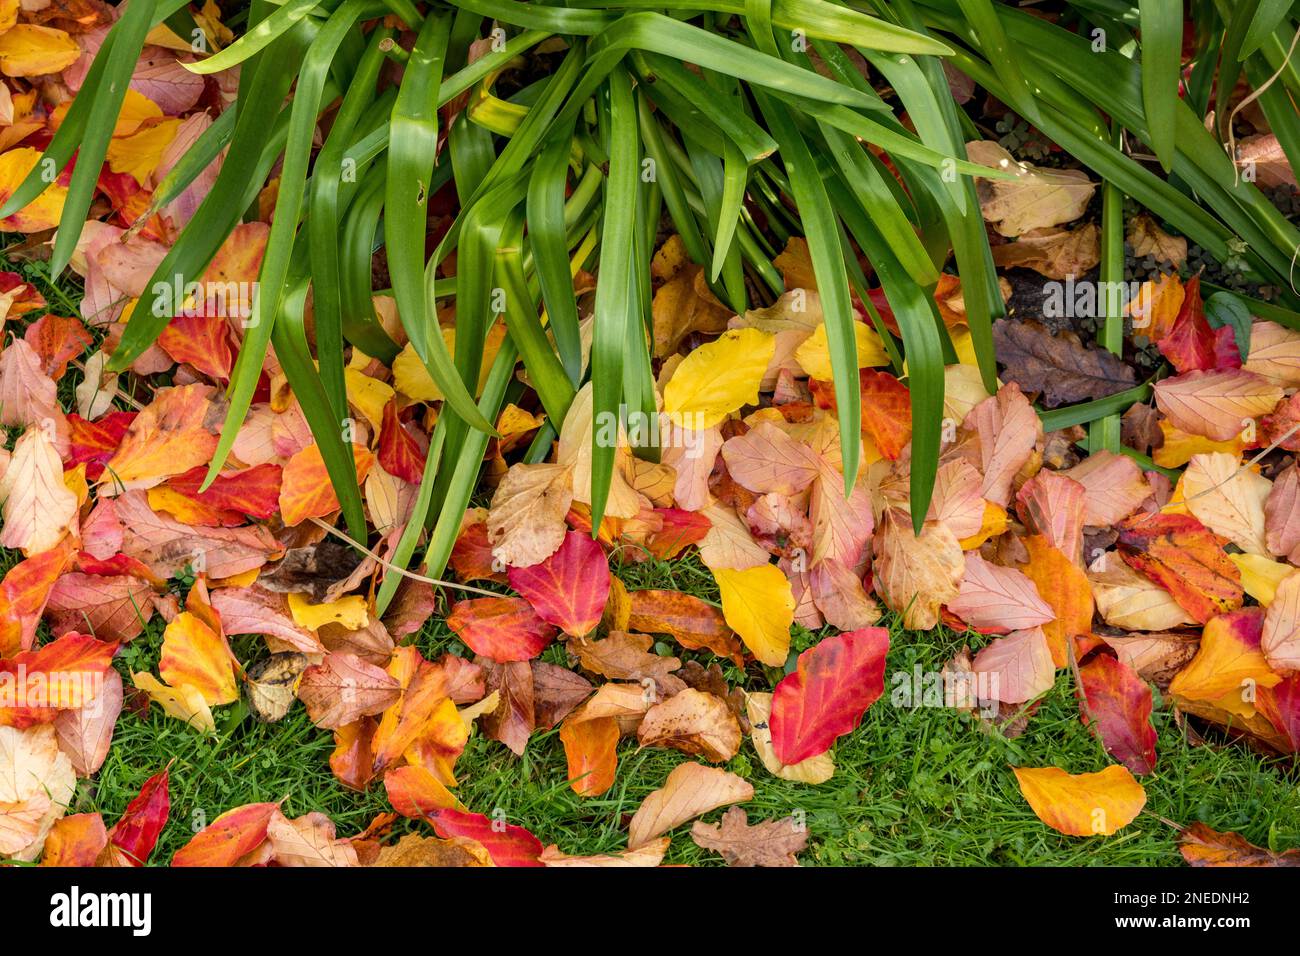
[589,68,640,528]
[1138,0,1180,171]
[386,11,495,434]
[185,0,327,74]
[757,89,861,494]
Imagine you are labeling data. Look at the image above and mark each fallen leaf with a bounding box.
[992,319,1135,408]
[0,427,77,555]
[967,140,1095,236]
[663,328,776,428]
[171,802,278,867]
[1153,368,1281,442]
[1019,535,1093,668]
[1179,822,1300,867]
[1078,654,1157,775]
[713,564,794,666]
[770,627,889,764]
[1117,512,1243,624]
[627,761,753,849]
[638,688,742,763]
[872,508,964,631]
[1013,765,1145,836]
[691,806,808,867]
[506,530,608,637]
[948,552,1054,632]
[973,627,1056,704]
[445,596,556,663]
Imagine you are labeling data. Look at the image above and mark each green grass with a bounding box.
[74,553,1300,866]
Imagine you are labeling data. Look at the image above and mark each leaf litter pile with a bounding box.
[0,3,1298,869]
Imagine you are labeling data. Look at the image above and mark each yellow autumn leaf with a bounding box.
[344,366,395,433]
[1013,765,1146,836]
[288,592,370,631]
[106,117,180,186]
[392,325,505,402]
[0,147,67,232]
[712,564,794,667]
[132,672,216,734]
[1230,553,1292,606]
[793,321,889,381]
[0,25,80,77]
[159,611,238,706]
[111,89,164,137]
[663,327,775,428]
[1152,419,1245,469]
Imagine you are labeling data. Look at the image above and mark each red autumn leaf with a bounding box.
[377,400,427,484]
[645,508,711,559]
[45,572,157,644]
[160,463,283,526]
[66,411,136,480]
[770,627,890,765]
[102,383,222,491]
[1259,392,1300,452]
[0,632,117,727]
[171,801,280,867]
[445,596,556,662]
[106,767,171,866]
[854,369,912,459]
[1259,673,1300,753]
[74,550,167,587]
[156,312,234,380]
[0,271,45,315]
[1078,653,1158,775]
[506,530,609,637]
[1116,512,1243,624]
[449,515,506,583]
[24,313,91,380]
[1155,277,1240,374]
[430,808,544,867]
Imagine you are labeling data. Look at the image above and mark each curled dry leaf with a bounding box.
[627,761,753,849]
[539,837,670,867]
[1088,552,1197,632]
[1179,822,1300,867]
[967,140,1095,236]
[637,688,742,763]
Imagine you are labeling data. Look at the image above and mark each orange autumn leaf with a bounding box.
[157,313,234,380]
[278,443,374,527]
[171,802,279,867]
[811,369,911,460]
[559,713,618,797]
[158,611,238,707]
[384,764,462,817]
[1013,765,1146,836]
[1168,607,1281,706]
[1179,822,1300,867]
[1116,512,1243,624]
[1019,535,1092,668]
[0,539,74,656]
[101,383,220,491]
[40,813,108,867]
